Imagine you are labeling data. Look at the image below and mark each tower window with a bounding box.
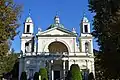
[85,42,89,53]
[84,25,88,33]
[26,25,30,33]
[25,42,29,52]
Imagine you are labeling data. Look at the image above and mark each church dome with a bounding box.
[26,16,33,23]
[82,16,89,23]
[47,15,64,29]
[47,23,64,29]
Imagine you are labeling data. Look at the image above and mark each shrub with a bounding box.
[70,64,82,80]
[33,72,39,80]
[88,72,95,80]
[66,70,72,80]
[39,68,48,80]
[20,72,27,80]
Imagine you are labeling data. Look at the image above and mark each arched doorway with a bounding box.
[48,41,69,80]
[48,41,68,53]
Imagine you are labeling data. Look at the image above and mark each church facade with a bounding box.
[19,14,95,80]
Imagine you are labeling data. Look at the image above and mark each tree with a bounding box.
[33,72,39,80]
[88,0,120,79]
[39,68,48,80]
[93,49,103,79]
[0,54,18,79]
[66,70,72,80]
[88,72,94,80]
[70,64,82,80]
[11,57,19,80]
[20,72,27,80]
[0,0,22,78]
[0,0,22,56]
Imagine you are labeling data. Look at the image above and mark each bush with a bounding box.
[39,68,48,80]
[88,72,95,80]
[66,70,72,80]
[20,72,27,80]
[70,64,82,80]
[33,72,39,80]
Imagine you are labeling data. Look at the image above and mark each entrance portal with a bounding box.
[54,71,60,80]
[48,41,69,80]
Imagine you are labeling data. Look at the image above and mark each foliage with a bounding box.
[39,68,48,80]
[11,59,19,80]
[33,72,39,80]
[65,70,72,80]
[20,72,27,80]
[0,0,22,78]
[88,72,94,80]
[70,64,82,80]
[0,54,18,78]
[88,0,120,79]
[0,0,22,56]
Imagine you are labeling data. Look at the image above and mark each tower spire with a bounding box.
[83,9,86,17]
[28,9,31,16]
[54,11,60,24]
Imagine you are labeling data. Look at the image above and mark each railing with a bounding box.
[19,52,93,58]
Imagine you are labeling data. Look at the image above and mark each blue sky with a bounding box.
[12,0,98,52]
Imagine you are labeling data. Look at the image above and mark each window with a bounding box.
[85,42,89,53]
[25,42,29,52]
[26,25,30,33]
[84,25,88,33]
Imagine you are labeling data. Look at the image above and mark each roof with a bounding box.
[25,16,33,23]
[47,23,64,30]
[37,26,77,37]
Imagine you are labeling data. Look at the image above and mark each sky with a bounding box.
[12,0,99,52]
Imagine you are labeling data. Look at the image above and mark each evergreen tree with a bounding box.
[66,70,72,80]
[0,0,22,78]
[0,54,18,79]
[20,72,27,80]
[70,64,82,80]
[88,0,120,79]
[39,68,48,80]
[33,72,39,80]
[88,72,94,80]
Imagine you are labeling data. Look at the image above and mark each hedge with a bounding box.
[39,68,48,80]
[33,72,39,80]
[70,64,82,80]
[20,72,27,80]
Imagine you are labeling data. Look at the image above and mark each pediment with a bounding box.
[37,27,76,37]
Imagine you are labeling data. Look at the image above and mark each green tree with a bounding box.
[20,72,27,80]
[0,53,18,78]
[39,68,48,80]
[88,0,120,79]
[88,72,94,80]
[66,70,72,80]
[70,64,82,80]
[33,72,39,80]
[0,0,22,78]
[0,0,22,56]
[11,56,19,80]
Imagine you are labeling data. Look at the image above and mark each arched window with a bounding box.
[84,25,88,33]
[26,25,30,33]
[85,42,89,53]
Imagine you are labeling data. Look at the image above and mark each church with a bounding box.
[19,13,95,80]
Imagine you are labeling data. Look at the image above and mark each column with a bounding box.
[51,60,54,80]
[63,60,65,80]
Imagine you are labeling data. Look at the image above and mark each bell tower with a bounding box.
[24,13,34,34]
[79,14,93,54]
[21,12,34,55]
